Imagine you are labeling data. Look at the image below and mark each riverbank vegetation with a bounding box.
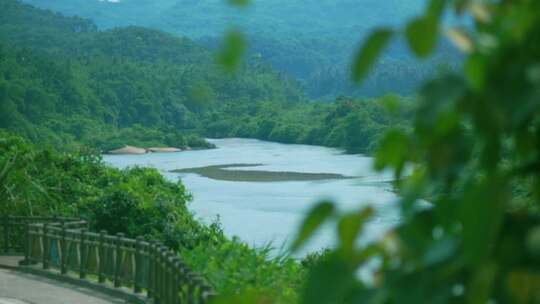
[198,95,412,153]
[0,131,306,302]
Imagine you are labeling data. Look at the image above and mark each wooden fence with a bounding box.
[1,216,215,304]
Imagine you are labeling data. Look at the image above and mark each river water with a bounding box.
[103,138,400,255]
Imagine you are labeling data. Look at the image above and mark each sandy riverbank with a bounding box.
[107,145,183,155]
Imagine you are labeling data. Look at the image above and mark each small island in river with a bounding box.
[171,163,356,182]
[107,145,183,155]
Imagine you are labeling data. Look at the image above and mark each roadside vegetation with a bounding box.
[0,131,306,302]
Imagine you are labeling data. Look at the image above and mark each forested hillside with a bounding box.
[0,0,409,153]
[20,0,461,99]
[0,0,304,150]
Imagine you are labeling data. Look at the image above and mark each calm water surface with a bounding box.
[103,138,400,255]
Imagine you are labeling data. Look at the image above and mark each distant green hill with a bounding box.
[20,0,461,98]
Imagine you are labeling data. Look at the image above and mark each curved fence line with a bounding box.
[1,216,215,304]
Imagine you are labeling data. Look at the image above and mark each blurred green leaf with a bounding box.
[453,0,469,14]
[187,82,215,112]
[506,270,540,304]
[301,254,355,304]
[351,29,394,83]
[406,0,444,58]
[526,226,540,256]
[426,0,446,19]
[338,207,374,256]
[405,16,439,58]
[422,237,457,266]
[374,129,408,175]
[227,0,250,7]
[466,263,497,304]
[291,201,335,252]
[464,54,486,91]
[460,174,508,265]
[379,95,401,114]
[217,30,246,72]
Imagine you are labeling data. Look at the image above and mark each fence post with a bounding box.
[162,246,170,304]
[170,253,178,304]
[148,241,156,299]
[42,223,49,269]
[134,236,143,294]
[172,256,181,304]
[201,283,215,304]
[60,222,67,274]
[155,244,163,304]
[192,275,204,304]
[177,261,188,304]
[186,271,195,303]
[164,249,172,304]
[98,230,107,283]
[3,215,10,254]
[79,228,87,279]
[114,232,124,288]
[23,222,31,265]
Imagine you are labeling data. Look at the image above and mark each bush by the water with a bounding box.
[0,131,305,301]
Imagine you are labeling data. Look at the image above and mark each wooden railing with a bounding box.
[1,216,85,254]
[1,216,215,304]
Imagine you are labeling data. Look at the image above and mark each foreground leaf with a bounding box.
[338,207,374,256]
[351,29,394,83]
[405,16,439,58]
[217,30,246,72]
[301,255,355,304]
[291,201,335,252]
[227,0,250,7]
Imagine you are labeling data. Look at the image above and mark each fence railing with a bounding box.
[1,216,215,304]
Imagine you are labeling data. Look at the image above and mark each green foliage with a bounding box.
[22,0,460,99]
[10,1,537,303]
[217,30,246,72]
[275,1,540,304]
[0,131,196,243]
[405,0,445,58]
[0,0,304,150]
[405,16,439,58]
[183,238,305,302]
[199,96,412,154]
[291,202,335,252]
[352,29,394,83]
[227,0,250,9]
[0,131,306,301]
[0,1,413,155]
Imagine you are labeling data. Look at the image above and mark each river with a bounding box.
[103,138,400,256]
